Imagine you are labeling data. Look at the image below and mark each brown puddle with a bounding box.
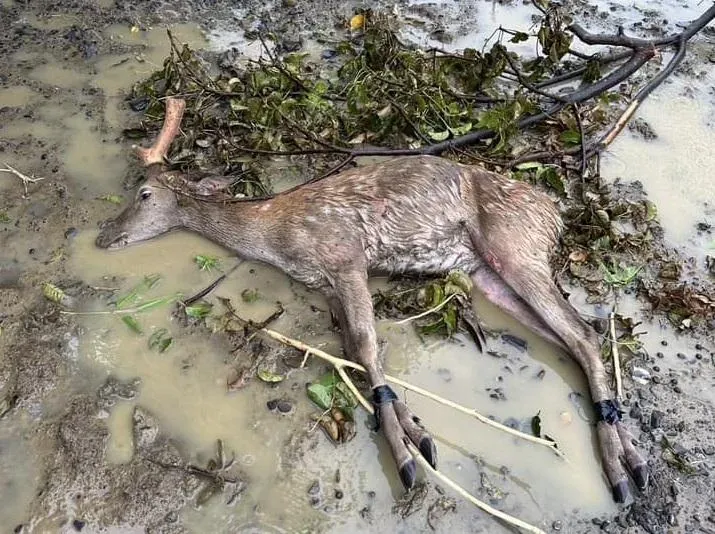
[64,221,617,532]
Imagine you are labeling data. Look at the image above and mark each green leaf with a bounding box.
[537,166,565,195]
[515,161,543,171]
[427,129,450,141]
[644,200,658,222]
[257,369,285,383]
[133,294,179,313]
[0,212,11,223]
[115,274,162,309]
[194,255,220,272]
[148,328,173,352]
[97,194,123,205]
[185,302,213,318]
[510,31,529,43]
[42,282,66,304]
[446,270,472,294]
[442,306,458,335]
[241,288,260,303]
[307,383,333,411]
[121,315,143,334]
[560,130,581,146]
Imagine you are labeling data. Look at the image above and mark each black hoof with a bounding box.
[633,463,649,490]
[612,480,629,503]
[419,436,437,469]
[398,459,417,489]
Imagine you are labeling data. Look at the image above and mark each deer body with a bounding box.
[176,156,533,289]
[96,98,647,504]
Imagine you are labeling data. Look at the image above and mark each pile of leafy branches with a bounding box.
[123,5,715,327]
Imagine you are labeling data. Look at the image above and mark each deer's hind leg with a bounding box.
[327,268,437,490]
[465,218,647,503]
[470,264,568,352]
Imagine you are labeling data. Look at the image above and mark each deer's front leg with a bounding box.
[331,270,437,489]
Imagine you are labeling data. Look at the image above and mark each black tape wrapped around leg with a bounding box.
[594,399,623,424]
[371,385,398,431]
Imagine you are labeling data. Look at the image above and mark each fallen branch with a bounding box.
[609,310,623,400]
[0,163,44,197]
[259,326,564,457]
[406,442,546,534]
[183,261,243,306]
[268,326,548,533]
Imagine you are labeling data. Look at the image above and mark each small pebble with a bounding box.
[266,399,278,411]
[552,519,562,531]
[695,343,703,350]
[676,352,686,360]
[661,340,668,346]
[673,386,682,394]
[652,376,661,384]
[650,410,665,429]
[308,480,320,496]
[695,353,702,360]
[72,520,85,531]
[653,365,660,372]
[335,489,344,499]
[656,351,664,358]
[276,400,293,413]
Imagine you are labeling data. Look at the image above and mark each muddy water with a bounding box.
[67,227,617,532]
[602,73,715,261]
[2,3,713,533]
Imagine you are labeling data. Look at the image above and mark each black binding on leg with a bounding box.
[371,384,398,431]
[594,399,623,425]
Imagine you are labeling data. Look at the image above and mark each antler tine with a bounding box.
[134,97,186,167]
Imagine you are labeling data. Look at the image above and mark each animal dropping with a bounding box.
[96,97,648,503]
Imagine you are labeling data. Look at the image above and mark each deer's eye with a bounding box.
[139,188,152,200]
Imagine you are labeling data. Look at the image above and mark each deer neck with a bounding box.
[180,197,276,263]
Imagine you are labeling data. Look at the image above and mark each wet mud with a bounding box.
[1,1,714,533]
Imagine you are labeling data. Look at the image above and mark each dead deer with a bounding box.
[96,97,647,503]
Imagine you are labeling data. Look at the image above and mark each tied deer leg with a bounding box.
[331,269,436,488]
[489,258,648,502]
[468,223,647,502]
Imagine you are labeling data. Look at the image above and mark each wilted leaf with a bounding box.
[350,13,365,30]
[510,31,529,43]
[185,302,213,318]
[97,195,123,205]
[241,288,260,303]
[42,282,66,304]
[257,369,285,383]
[568,250,588,263]
[427,129,450,141]
[149,328,173,352]
[515,161,543,171]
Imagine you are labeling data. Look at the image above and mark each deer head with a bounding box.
[95,98,233,249]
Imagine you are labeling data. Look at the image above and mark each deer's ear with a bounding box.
[190,176,235,197]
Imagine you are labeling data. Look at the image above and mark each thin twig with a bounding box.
[258,326,564,457]
[406,442,546,534]
[0,163,45,197]
[609,311,623,401]
[395,293,457,325]
[183,261,242,306]
[572,103,588,179]
[277,325,548,533]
